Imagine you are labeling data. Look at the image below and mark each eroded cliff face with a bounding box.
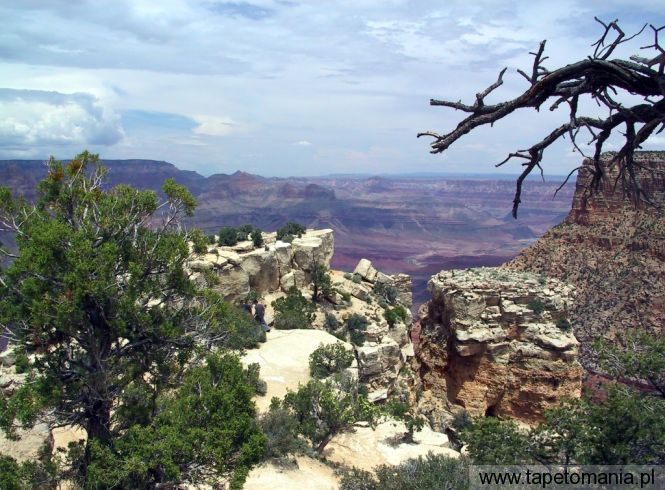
[188,229,335,300]
[414,268,582,426]
[507,151,665,368]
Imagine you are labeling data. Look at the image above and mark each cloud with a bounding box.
[0,1,662,175]
[191,115,239,136]
[0,88,123,149]
[206,1,274,20]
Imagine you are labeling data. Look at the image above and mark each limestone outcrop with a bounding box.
[327,262,414,400]
[507,152,665,369]
[413,268,582,426]
[188,228,334,300]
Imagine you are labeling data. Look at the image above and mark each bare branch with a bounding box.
[419,19,665,216]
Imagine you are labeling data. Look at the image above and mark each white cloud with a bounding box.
[293,140,312,146]
[0,1,662,174]
[191,115,239,137]
[0,89,123,149]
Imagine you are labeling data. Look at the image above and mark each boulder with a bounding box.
[280,270,307,292]
[242,250,280,292]
[215,265,250,300]
[353,258,378,282]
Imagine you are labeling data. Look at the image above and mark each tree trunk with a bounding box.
[315,432,335,454]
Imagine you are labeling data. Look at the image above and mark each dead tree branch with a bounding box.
[419,19,665,217]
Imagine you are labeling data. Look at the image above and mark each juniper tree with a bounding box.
[0,151,264,485]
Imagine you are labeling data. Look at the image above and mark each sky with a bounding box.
[0,1,663,177]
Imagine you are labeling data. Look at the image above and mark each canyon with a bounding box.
[0,159,574,307]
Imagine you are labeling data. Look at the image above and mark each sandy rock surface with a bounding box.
[241,329,356,412]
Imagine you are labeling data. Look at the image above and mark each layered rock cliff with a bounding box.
[506,151,665,368]
[413,268,582,426]
[188,228,334,299]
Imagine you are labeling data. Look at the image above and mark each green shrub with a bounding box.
[343,272,353,280]
[238,224,255,236]
[204,300,265,350]
[84,353,267,489]
[346,314,368,346]
[373,282,398,304]
[272,287,316,330]
[279,375,380,453]
[556,318,572,332]
[528,298,545,315]
[245,363,268,396]
[13,350,30,374]
[460,416,531,464]
[340,454,469,490]
[311,264,334,302]
[340,291,351,302]
[349,330,365,346]
[259,404,307,459]
[219,226,240,246]
[244,290,260,304]
[324,313,339,332]
[351,273,362,284]
[251,228,264,247]
[189,228,209,254]
[309,342,354,378]
[384,305,408,328]
[276,222,306,241]
[450,409,473,433]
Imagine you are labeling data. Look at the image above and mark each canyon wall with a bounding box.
[507,151,665,368]
[413,268,582,426]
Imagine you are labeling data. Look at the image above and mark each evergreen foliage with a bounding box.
[384,305,407,328]
[271,286,316,329]
[259,403,308,459]
[0,152,266,487]
[340,454,469,490]
[218,226,240,246]
[309,342,354,378]
[277,374,379,453]
[276,221,306,241]
[345,313,369,346]
[251,228,263,247]
[311,263,334,302]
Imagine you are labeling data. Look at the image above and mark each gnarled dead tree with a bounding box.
[418,19,665,218]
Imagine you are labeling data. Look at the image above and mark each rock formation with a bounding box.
[188,228,334,300]
[330,262,414,401]
[413,268,582,426]
[506,151,665,369]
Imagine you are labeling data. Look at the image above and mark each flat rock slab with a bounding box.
[242,329,354,412]
[245,456,339,490]
[325,420,459,472]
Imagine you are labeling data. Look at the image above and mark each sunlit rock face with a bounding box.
[413,268,582,425]
[187,228,334,300]
[507,151,665,369]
